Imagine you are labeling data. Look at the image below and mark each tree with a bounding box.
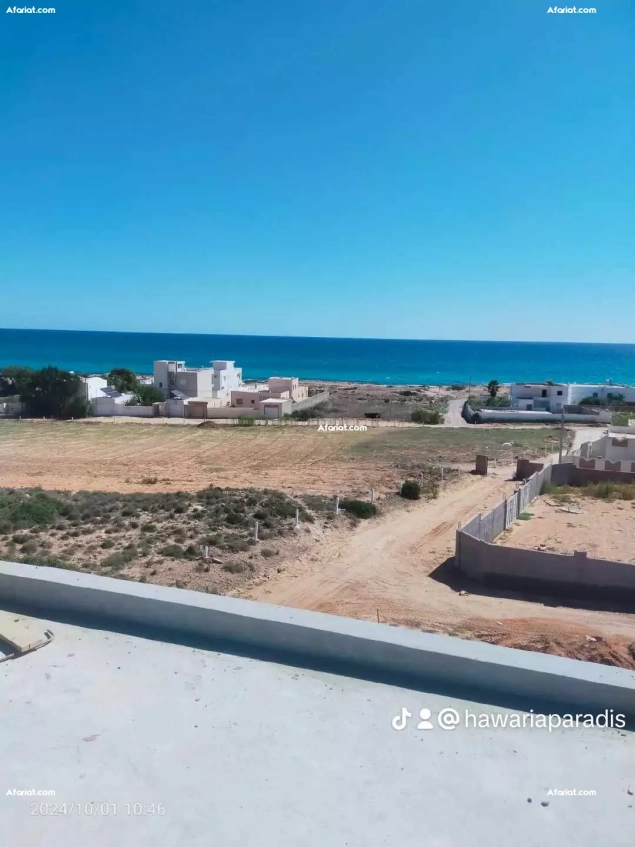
[20,367,86,418]
[126,384,164,406]
[487,379,500,398]
[0,365,33,397]
[107,368,138,394]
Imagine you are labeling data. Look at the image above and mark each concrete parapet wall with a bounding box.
[1,560,634,719]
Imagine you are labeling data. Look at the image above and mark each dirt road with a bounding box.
[245,435,635,667]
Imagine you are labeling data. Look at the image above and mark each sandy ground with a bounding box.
[243,441,635,668]
[0,420,559,496]
[498,495,635,563]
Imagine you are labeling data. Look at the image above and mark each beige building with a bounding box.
[268,377,308,402]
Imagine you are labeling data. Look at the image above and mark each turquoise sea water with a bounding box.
[1,328,635,386]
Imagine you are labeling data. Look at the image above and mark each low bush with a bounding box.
[425,477,440,500]
[100,539,115,549]
[287,407,324,420]
[339,499,377,519]
[0,490,64,529]
[411,408,444,425]
[161,543,184,558]
[400,480,421,500]
[102,548,138,569]
[222,561,254,574]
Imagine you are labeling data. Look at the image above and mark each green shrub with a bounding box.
[400,480,421,500]
[222,561,254,574]
[425,477,440,500]
[410,408,444,425]
[0,491,63,529]
[237,415,255,426]
[161,543,184,558]
[102,549,137,569]
[100,539,115,549]
[287,407,324,420]
[339,499,377,519]
[261,548,276,558]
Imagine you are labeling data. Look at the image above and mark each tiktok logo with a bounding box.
[391,707,436,731]
[391,708,412,731]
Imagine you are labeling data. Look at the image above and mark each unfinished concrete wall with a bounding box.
[456,534,635,600]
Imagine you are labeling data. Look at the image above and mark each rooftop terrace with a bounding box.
[1,561,633,846]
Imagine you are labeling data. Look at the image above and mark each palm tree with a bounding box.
[487,379,500,398]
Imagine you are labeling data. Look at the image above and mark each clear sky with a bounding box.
[1,1,633,342]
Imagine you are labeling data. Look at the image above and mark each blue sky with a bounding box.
[1,1,633,341]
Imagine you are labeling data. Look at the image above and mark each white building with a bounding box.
[511,382,635,412]
[565,429,635,473]
[153,360,243,402]
[79,376,110,401]
[211,360,243,400]
[80,377,133,415]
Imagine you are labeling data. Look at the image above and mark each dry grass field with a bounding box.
[0,420,559,497]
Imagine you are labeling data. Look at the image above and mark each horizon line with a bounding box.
[2,326,635,347]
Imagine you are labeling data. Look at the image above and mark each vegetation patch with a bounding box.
[542,481,635,502]
[339,499,377,519]
[0,485,331,593]
[400,480,421,500]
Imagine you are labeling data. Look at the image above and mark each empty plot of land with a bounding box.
[498,495,635,563]
[245,467,635,669]
[0,421,557,496]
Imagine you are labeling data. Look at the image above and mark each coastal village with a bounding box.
[2,356,635,669]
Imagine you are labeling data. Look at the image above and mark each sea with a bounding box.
[1,328,635,386]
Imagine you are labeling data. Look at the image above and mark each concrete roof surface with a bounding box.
[1,613,633,847]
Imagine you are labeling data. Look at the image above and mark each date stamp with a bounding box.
[30,802,165,816]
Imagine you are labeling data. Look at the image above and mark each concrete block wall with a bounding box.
[291,390,330,412]
[457,533,635,599]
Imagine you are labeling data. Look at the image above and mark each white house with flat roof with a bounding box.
[511,381,635,412]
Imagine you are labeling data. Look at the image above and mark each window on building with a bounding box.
[541,390,547,397]
[251,399,255,404]
[236,399,243,405]
[556,390,563,396]
[159,382,163,388]
[593,392,599,398]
